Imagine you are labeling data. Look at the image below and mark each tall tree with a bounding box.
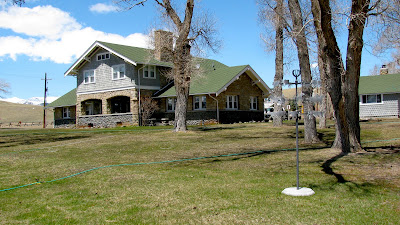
[311,0,384,152]
[258,0,287,126]
[117,0,219,132]
[343,0,371,151]
[271,0,285,127]
[287,0,319,143]
[311,0,350,152]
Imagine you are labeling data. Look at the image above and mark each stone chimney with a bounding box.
[380,65,388,75]
[154,30,173,62]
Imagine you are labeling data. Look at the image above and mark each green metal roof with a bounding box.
[359,73,400,95]
[158,65,250,97]
[98,41,173,67]
[47,88,76,108]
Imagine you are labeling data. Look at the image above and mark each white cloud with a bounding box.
[0,5,150,64]
[0,5,81,40]
[89,3,119,14]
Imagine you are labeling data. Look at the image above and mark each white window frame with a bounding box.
[143,65,156,79]
[167,98,176,112]
[63,107,71,118]
[112,64,126,80]
[250,96,258,110]
[194,95,207,110]
[360,94,383,105]
[226,95,238,110]
[97,52,110,61]
[83,69,95,84]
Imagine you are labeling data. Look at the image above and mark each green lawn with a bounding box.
[0,121,399,224]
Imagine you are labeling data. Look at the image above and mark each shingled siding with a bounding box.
[76,49,161,94]
[359,93,400,118]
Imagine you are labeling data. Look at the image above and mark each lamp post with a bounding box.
[282,69,315,196]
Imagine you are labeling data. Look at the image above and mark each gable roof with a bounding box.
[359,73,400,95]
[65,41,173,76]
[64,41,271,97]
[47,88,76,108]
[157,64,271,97]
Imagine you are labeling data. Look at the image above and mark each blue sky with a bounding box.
[0,0,390,100]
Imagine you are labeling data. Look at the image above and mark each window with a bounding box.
[143,65,156,79]
[85,102,94,115]
[250,96,258,110]
[110,96,130,114]
[97,52,110,61]
[83,100,102,115]
[63,107,70,118]
[226,95,238,109]
[112,64,126,80]
[167,98,176,111]
[360,94,382,104]
[84,70,95,84]
[194,95,206,110]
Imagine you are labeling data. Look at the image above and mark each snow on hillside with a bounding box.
[0,96,59,106]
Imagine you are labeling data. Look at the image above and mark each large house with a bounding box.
[48,31,271,128]
[359,69,400,119]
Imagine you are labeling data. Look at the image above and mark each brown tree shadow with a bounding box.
[321,153,349,183]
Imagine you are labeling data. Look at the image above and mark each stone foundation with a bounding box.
[78,113,136,128]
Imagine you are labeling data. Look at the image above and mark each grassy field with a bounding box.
[0,121,399,224]
[0,100,53,125]
[0,101,54,128]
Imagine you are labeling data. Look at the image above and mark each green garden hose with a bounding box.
[1,137,399,193]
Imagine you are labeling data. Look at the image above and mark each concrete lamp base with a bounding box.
[282,187,315,196]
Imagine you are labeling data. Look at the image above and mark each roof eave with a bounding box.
[215,65,272,96]
[64,41,138,76]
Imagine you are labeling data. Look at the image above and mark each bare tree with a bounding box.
[258,0,286,126]
[287,0,319,143]
[3,0,24,5]
[370,1,400,75]
[311,0,350,152]
[140,96,159,125]
[116,0,219,132]
[0,80,10,98]
[273,0,284,127]
[311,0,385,153]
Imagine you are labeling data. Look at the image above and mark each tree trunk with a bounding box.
[162,0,194,132]
[288,0,319,143]
[343,0,370,152]
[173,42,192,132]
[273,0,284,127]
[317,50,327,129]
[311,0,350,152]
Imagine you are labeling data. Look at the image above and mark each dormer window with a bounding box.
[97,52,110,61]
[143,65,156,79]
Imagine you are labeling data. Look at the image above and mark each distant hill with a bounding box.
[0,100,54,124]
[1,96,59,106]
